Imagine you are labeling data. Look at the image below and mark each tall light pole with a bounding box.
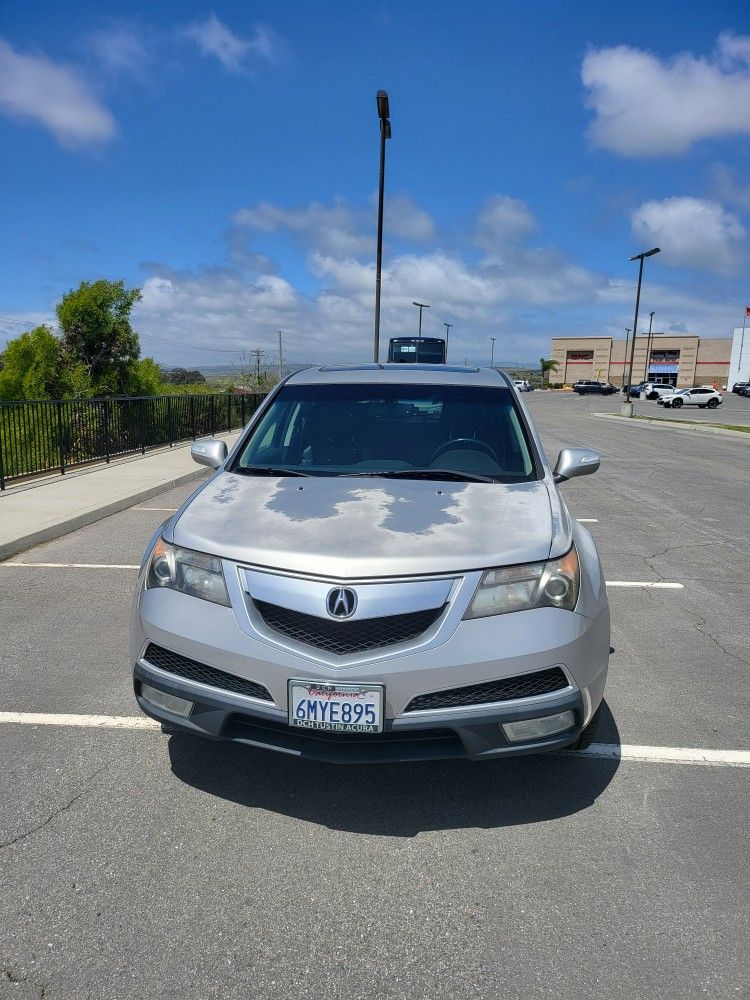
[626,247,660,400]
[644,311,655,385]
[623,328,631,391]
[490,337,496,368]
[413,300,429,338]
[373,90,391,363]
[444,322,453,361]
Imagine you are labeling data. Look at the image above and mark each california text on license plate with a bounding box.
[288,681,384,734]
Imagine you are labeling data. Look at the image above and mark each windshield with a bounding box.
[233,382,537,482]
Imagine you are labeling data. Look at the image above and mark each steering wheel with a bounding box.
[429,437,500,465]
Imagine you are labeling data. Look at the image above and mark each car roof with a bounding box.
[285,363,509,388]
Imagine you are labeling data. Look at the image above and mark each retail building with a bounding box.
[549,335,732,388]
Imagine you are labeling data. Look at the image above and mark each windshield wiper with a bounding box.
[349,468,497,483]
[237,466,310,478]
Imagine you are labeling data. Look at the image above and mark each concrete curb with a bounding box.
[592,412,750,439]
[0,468,206,562]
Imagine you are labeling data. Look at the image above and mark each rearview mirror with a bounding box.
[191,438,228,470]
[553,447,600,484]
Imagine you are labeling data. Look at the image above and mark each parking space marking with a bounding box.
[567,743,750,767]
[0,564,686,590]
[1,562,140,569]
[0,712,158,729]
[0,713,747,767]
[576,518,599,523]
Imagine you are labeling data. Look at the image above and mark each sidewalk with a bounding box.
[0,432,240,561]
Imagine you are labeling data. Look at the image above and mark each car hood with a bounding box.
[171,472,569,579]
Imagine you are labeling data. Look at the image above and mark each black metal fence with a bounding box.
[0,393,265,490]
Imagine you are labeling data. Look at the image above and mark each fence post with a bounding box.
[0,412,5,491]
[167,396,173,447]
[211,396,216,436]
[57,401,66,476]
[103,401,110,464]
[191,396,196,440]
[139,398,146,455]
[240,395,245,427]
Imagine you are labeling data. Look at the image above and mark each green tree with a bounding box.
[56,279,142,394]
[0,325,80,400]
[539,356,560,388]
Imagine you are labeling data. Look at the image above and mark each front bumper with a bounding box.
[134,657,587,762]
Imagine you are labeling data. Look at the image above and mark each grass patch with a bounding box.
[631,415,750,433]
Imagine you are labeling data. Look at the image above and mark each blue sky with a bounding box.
[1,0,749,368]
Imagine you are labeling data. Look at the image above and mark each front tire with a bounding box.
[707,398,719,408]
[672,398,683,408]
[571,705,602,750]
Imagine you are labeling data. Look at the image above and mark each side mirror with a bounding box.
[191,438,228,470]
[553,447,600,484]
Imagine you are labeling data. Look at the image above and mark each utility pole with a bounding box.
[490,337,496,368]
[252,349,263,390]
[277,331,283,382]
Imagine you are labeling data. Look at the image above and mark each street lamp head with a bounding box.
[629,247,660,261]
[377,90,390,120]
[412,301,430,308]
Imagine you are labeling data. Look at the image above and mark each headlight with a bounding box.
[464,546,580,619]
[146,538,230,607]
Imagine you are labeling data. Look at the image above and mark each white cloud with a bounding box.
[475,195,536,249]
[709,163,750,212]
[233,199,373,257]
[87,23,151,78]
[631,197,746,273]
[182,14,279,73]
[582,33,750,156]
[0,37,115,147]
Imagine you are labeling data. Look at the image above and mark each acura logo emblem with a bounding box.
[326,587,357,619]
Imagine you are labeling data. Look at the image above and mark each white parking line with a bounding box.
[0,713,746,767]
[0,563,687,589]
[0,712,158,729]
[1,562,140,569]
[576,518,599,523]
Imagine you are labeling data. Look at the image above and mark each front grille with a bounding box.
[404,666,569,712]
[143,644,273,702]
[252,600,444,655]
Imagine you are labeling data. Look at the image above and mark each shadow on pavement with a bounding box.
[167,702,620,837]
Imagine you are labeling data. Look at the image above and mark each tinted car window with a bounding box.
[235,383,537,482]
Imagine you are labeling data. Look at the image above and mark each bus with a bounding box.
[388,337,446,364]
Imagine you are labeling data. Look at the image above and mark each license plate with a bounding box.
[288,680,384,734]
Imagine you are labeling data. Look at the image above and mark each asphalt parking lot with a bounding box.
[572,386,750,425]
[1,391,748,999]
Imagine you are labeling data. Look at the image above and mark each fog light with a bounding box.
[141,683,193,718]
[502,710,575,743]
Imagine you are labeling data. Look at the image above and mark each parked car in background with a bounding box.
[513,379,533,392]
[737,384,750,398]
[131,364,609,763]
[731,381,750,394]
[642,382,677,400]
[573,380,616,395]
[659,387,722,409]
[627,382,647,398]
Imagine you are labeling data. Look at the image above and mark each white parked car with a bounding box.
[513,379,533,392]
[642,382,676,400]
[658,387,722,409]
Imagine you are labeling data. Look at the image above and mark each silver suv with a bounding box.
[131,365,609,762]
